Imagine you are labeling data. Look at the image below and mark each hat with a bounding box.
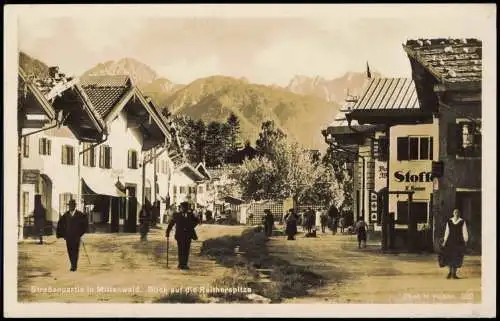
[68,199,76,206]
[180,201,189,207]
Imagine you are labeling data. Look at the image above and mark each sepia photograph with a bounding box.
[3,3,496,318]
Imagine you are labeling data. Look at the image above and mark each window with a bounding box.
[189,186,196,194]
[82,143,96,167]
[61,145,75,165]
[155,159,160,173]
[99,145,112,169]
[179,186,186,194]
[396,201,428,224]
[22,137,29,158]
[456,121,481,157]
[397,136,434,161]
[22,192,30,217]
[128,150,138,169]
[198,186,204,194]
[39,138,51,156]
[59,193,75,215]
[173,186,178,194]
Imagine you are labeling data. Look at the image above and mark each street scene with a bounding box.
[5,3,495,318]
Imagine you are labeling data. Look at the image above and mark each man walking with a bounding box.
[56,199,88,272]
[166,202,199,270]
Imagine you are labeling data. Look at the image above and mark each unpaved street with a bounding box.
[266,230,481,304]
[18,225,246,303]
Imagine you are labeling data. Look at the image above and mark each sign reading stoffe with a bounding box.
[394,171,433,183]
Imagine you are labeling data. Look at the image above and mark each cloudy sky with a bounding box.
[16,4,494,86]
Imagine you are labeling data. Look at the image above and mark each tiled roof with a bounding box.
[80,75,132,118]
[352,78,420,111]
[80,75,132,87]
[403,38,482,84]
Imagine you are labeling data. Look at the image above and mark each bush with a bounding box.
[153,292,206,303]
[208,268,254,302]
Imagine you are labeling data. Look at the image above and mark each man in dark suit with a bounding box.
[56,199,88,272]
[166,202,199,270]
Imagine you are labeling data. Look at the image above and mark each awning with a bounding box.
[81,177,126,199]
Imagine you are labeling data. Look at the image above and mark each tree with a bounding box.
[255,120,286,159]
[226,112,242,153]
[322,145,354,210]
[233,139,341,207]
[205,121,232,167]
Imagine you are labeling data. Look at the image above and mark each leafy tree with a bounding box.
[233,139,342,207]
[255,120,286,159]
[322,146,354,210]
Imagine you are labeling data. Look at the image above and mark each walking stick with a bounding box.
[166,236,170,268]
[81,239,91,264]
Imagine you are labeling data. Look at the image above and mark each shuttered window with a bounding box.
[82,143,96,167]
[39,138,51,155]
[456,121,481,157]
[179,186,186,194]
[22,137,30,158]
[22,192,30,217]
[61,145,75,165]
[99,145,112,169]
[128,150,138,169]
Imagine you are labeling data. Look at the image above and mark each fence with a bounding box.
[246,200,284,225]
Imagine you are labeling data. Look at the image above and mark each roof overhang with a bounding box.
[52,83,107,143]
[18,67,56,127]
[105,87,172,150]
[346,109,434,126]
[177,163,206,182]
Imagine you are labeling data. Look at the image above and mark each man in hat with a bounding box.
[56,199,88,272]
[166,201,199,270]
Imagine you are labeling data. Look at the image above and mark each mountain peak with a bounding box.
[83,57,158,86]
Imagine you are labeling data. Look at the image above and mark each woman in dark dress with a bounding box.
[284,209,298,240]
[33,195,46,245]
[355,217,368,248]
[441,209,469,279]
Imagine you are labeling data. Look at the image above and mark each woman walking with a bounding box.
[33,195,46,245]
[355,217,368,248]
[284,209,298,240]
[440,209,469,279]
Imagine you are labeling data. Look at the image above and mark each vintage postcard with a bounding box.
[3,3,496,318]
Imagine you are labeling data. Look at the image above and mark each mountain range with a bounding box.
[20,52,376,150]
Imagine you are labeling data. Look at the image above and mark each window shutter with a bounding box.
[47,140,51,155]
[71,147,75,165]
[61,146,66,164]
[447,123,458,155]
[108,147,112,168]
[397,137,409,161]
[39,138,43,155]
[429,137,434,160]
[99,146,104,168]
[127,150,131,168]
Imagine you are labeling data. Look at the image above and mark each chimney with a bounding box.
[366,61,372,79]
[49,66,59,78]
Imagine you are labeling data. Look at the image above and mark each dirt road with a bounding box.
[18,225,246,303]
[266,231,481,304]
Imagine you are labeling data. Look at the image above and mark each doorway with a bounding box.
[456,191,481,253]
[125,184,138,233]
[39,174,53,234]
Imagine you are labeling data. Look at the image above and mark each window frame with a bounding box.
[397,136,434,161]
[456,120,481,158]
[61,144,75,165]
[39,137,51,156]
[99,145,112,169]
[128,149,138,169]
